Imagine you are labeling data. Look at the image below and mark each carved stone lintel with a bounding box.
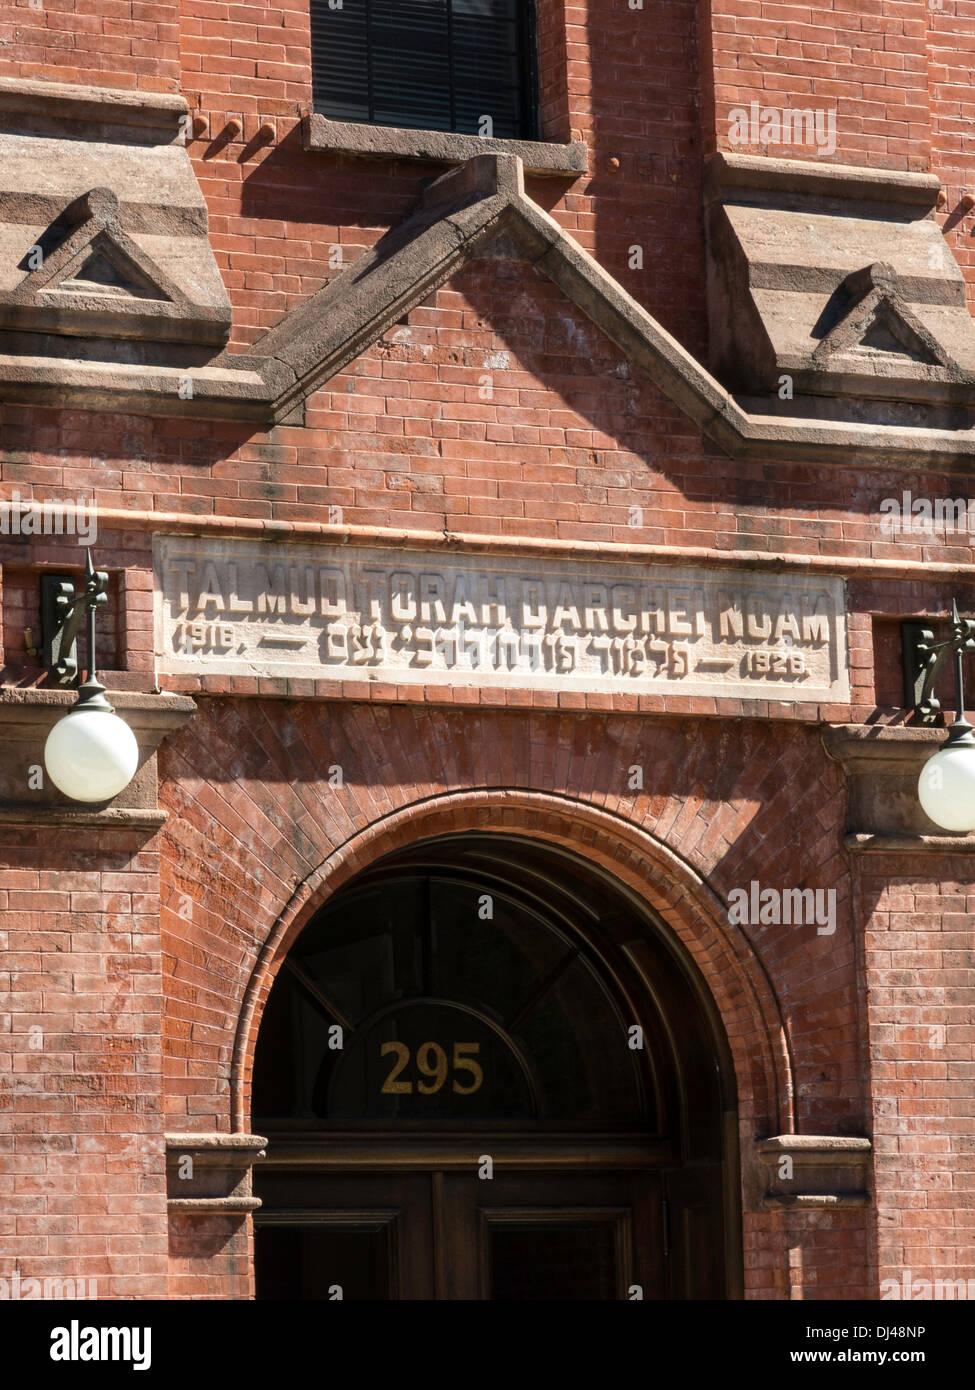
[757,1135,872,1211]
[165,1134,268,1218]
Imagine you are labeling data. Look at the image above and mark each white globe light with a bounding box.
[917,743,975,832]
[44,707,140,803]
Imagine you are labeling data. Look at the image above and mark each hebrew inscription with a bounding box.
[153,537,849,701]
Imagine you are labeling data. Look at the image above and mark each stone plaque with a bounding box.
[153,536,849,701]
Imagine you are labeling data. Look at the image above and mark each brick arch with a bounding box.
[232,788,794,1136]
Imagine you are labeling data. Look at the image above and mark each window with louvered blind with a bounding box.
[309,0,539,140]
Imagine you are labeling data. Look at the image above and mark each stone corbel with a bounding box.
[757,1135,872,1210]
[0,687,195,827]
[823,723,975,849]
[166,1134,268,1216]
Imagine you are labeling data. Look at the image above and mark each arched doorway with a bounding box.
[251,832,741,1299]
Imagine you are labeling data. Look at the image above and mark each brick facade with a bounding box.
[1,0,974,1302]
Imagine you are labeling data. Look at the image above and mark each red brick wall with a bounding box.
[0,0,181,92]
[154,704,870,1297]
[0,829,167,1299]
[708,0,933,170]
[0,528,154,690]
[858,855,975,1294]
[178,0,707,354]
[9,264,975,574]
[1,0,975,1303]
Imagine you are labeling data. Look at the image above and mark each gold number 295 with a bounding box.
[379,1041,483,1095]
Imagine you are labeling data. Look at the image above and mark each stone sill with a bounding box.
[302,112,588,177]
[164,673,843,724]
[756,1135,871,1161]
[0,805,166,830]
[763,1193,870,1210]
[845,832,975,854]
[167,1197,262,1215]
[166,1133,268,1158]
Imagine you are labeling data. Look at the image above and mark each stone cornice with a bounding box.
[0,76,188,142]
[823,723,946,776]
[0,685,195,725]
[165,1133,267,1218]
[707,151,941,208]
[823,722,975,839]
[166,1132,268,1155]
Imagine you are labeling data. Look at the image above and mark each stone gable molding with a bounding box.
[232,152,975,463]
[3,93,975,462]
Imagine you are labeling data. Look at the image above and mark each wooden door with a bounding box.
[254,1164,664,1300]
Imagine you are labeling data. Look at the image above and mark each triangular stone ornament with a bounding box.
[60,242,168,300]
[12,188,184,308]
[859,315,932,359]
[0,179,231,344]
[812,262,956,370]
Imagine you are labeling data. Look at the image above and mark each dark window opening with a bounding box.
[309,0,539,140]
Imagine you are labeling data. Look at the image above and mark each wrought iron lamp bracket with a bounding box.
[903,605,975,725]
[40,552,109,683]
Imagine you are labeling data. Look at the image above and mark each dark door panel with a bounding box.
[440,1169,663,1299]
[664,1164,727,1299]
[254,1172,435,1299]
